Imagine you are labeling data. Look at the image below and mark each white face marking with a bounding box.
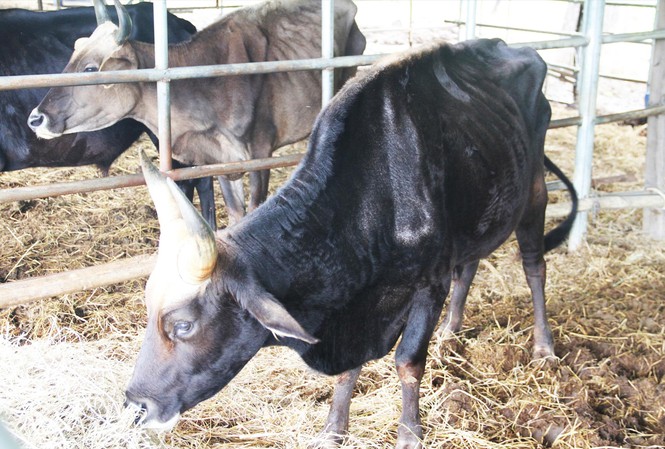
[141,412,181,432]
[30,108,61,140]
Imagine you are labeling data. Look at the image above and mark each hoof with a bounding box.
[532,346,559,369]
[309,431,345,449]
[532,344,556,360]
[396,426,423,449]
[395,435,423,449]
[433,328,464,359]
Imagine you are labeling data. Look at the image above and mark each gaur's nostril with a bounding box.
[28,112,44,129]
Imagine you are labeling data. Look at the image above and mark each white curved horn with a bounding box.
[140,151,217,284]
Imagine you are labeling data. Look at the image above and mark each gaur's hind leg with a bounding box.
[170,159,217,230]
[395,281,449,449]
[312,366,362,448]
[193,176,217,230]
[437,261,479,339]
[248,168,270,212]
[516,178,555,360]
[218,175,245,226]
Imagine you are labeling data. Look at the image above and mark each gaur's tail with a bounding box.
[543,156,578,252]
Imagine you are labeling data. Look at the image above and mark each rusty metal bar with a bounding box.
[3,189,662,307]
[549,103,665,128]
[0,153,304,204]
[0,254,157,308]
[4,101,664,205]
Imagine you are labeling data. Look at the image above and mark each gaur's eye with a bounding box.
[173,321,193,338]
[83,65,98,73]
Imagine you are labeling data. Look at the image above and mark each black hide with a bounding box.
[0,4,194,172]
[226,39,561,373]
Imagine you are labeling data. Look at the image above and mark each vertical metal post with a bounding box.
[408,0,414,47]
[568,0,605,250]
[644,0,665,239]
[154,0,172,171]
[321,0,335,106]
[464,0,477,40]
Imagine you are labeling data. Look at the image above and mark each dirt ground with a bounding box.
[0,3,664,448]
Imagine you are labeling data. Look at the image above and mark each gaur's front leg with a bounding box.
[311,366,362,448]
[395,282,449,449]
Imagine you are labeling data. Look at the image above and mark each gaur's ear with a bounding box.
[100,45,137,75]
[235,282,319,345]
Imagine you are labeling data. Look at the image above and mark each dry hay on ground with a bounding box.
[0,111,663,448]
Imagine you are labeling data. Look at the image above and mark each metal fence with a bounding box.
[0,0,664,306]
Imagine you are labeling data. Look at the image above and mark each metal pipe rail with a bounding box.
[0,29,659,94]
[2,1,664,305]
[2,188,661,308]
[446,20,581,37]
[0,153,304,204]
[11,26,665,93]
[2,103,661,205]
[0,54,382,91]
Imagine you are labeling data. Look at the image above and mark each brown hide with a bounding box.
[31,0,366,221]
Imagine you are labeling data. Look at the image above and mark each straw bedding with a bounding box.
[0,105,663,448]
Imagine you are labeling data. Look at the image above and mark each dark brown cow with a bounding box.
[29,0,366,225]
[126,39,576,448]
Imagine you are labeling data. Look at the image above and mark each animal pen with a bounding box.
[0,1,664,448]
[0,0,663,306]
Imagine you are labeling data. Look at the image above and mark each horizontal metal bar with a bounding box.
[0,54,382,91]
[602,28,665,43]
[3,189,661,306]
[549,61,646,83]
[550,116,583,128]
[4,102,664,205]
[549,104,665,129]
[512,35,589,50]
[0,254,157,308]
[0,34,605,94]
[597,72,647,83]
[548,62,578,75]
[0,36,595,92]
[546,190,665,218]
[0,153,304,204]
[445,19,580,37]
[594,104,665,124]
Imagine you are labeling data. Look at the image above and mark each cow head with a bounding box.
[126,151,317,430]
[28,0,139,139]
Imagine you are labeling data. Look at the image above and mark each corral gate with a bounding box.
[0,0,663,307]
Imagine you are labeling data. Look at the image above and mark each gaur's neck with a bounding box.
[221,130,372,303]
[126,40,218,148]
